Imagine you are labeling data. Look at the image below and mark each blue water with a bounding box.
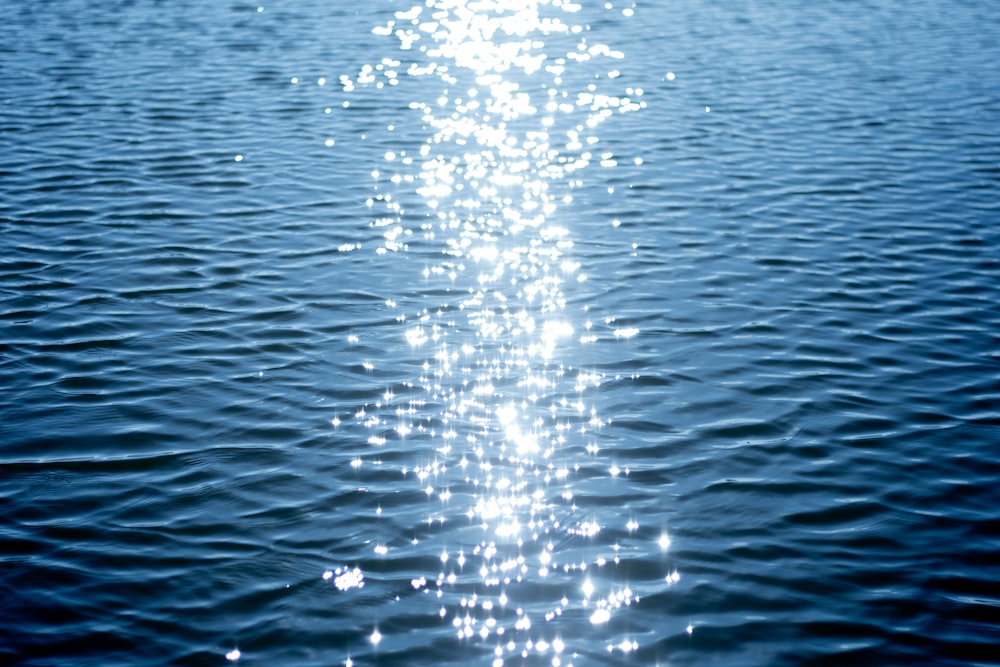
[2,1,999,665]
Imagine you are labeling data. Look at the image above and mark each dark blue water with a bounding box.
[2,1,999,665]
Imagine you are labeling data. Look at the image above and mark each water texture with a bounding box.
[2,1,999,666]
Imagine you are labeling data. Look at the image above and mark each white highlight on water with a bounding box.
[322,0,682,661]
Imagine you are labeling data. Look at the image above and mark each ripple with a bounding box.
[3,0,1000,665]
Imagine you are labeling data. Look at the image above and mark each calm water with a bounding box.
[2,1,999,665]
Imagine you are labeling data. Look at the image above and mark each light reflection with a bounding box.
[328,0,676,662]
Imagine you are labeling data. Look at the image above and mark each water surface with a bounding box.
[2,1,999,666]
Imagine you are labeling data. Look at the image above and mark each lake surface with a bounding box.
[2,1,999,665]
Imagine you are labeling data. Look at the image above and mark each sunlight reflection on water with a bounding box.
[328,1,675,664]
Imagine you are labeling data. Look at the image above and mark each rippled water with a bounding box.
[2,1,1000,666]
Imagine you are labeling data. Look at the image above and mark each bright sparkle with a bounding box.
[335,0,656,660]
